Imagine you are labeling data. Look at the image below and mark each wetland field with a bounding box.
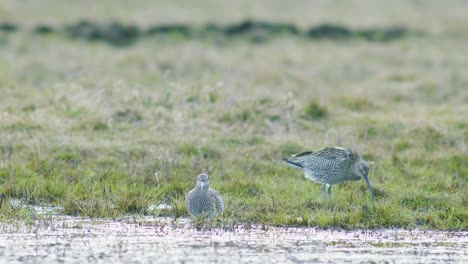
[0,0,467,262]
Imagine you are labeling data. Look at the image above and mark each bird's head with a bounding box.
[356,161,370,179]
[196,173,210,190]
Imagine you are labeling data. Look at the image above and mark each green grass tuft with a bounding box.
[302,101,327,120]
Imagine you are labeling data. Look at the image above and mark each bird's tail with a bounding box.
[282,157,303,169]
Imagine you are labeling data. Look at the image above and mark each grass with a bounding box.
[0,0,467,230]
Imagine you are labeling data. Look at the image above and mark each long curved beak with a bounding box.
[363,173,375,209]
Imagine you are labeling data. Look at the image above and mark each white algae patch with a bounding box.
[0,217,466,263]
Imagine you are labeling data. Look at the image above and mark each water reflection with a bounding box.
[0,217,466,263]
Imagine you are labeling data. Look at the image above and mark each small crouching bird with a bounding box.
[282,147,375,208]
[185,173,224,218]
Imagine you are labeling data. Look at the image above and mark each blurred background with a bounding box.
[0,0,466,229]
[1,0,467,30]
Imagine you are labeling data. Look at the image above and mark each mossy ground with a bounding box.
[0,0,467,230]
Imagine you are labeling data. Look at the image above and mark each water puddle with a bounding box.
[0,215,466,263]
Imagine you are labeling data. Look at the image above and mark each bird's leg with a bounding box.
[321,183,326,199]
[327,185,332,198]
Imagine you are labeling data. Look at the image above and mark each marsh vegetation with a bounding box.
[0,0,467,230]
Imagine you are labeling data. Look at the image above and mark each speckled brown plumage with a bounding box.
[185,173,224,218]
[283,147,374,207]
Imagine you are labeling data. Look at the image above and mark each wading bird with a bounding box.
[282,147,375,207]
[185,173,224,218]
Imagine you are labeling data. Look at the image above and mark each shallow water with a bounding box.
[0,216,467,264]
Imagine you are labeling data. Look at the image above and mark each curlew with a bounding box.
[185,173,224,218]
[282,147,375,207]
